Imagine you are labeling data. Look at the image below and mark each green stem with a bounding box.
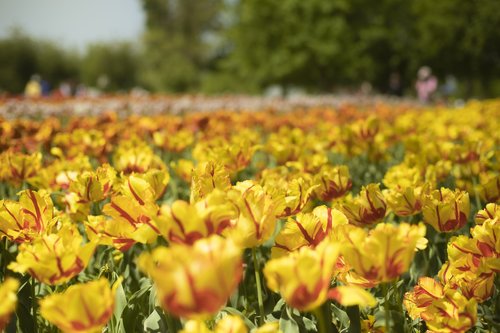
[314,301,337,333]
[346,305,361,333]
[165,312,181,332]
[252,247,265,325]
[471,176,482,211]
[383,283,391,333]
[31,278,38,333]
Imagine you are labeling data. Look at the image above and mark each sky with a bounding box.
[0,0,145,51]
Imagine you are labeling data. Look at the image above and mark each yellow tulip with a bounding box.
[190,161,231,202]
[264,240,339,311]
[404,277,477,333]
[138,235,243,319]
[341,223,427,284]
[272,206,347,258]
[8,224,96,285]
[68,164,116,203]
[474,203,499,225]
[420,288,477,333]
[340,183,387,227]
[112,137,166,173]
[264,177,317,218]
[96,188,161,247]
[180,320,212,333]
[153,129,195,153]
[422,188,470,232]
[0,278,19,331]
[171,159,195,183]
[118,169,170,201]
[40,278,121,333]
[403,277,444,320]
[228,181,281,248]
[0,189,55,243]
[254,322,283,333]
[327,285,377,307]
[478,174,499,203]
[0,151,42,186]
[156,190,238,245]
[361,315,385,333]
[180,316,248,333]
[313,165,352,201]
[439,262,495,303]
[214,315,248,333]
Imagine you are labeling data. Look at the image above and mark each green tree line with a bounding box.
[1,0,500,96]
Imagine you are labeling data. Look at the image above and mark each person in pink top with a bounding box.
[415,66,438,103]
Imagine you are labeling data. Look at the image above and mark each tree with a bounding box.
[0,30,79,94]
[139,0,224,92]
[81,42,140,91]
[412,0,500,96]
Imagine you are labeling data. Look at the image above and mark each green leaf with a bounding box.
[222,307,256,329]
[279,306,300,333]
[144,308,167,333]
[114,282,127,321]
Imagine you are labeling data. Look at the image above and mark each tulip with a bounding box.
[422,188,470,232]
[180,315,248,333]
[0,278,19,331]
[254,322,282,333]
[404,277,477,333]
[313,165,352,201]
[112,137,166,173]
[190,161,231,202]
[8,224,96,285]
[341,223,427,284]
[214,315,248,333]
[439,262,495,303]
[156,190,238,245]
[39,278,121,333]
[404,277,444,321]
[475,203,499,225]
[119,169,170,201]
[228,181,281,248]
[478,174,500,203]
[93,187,161,248]
[340,183,387,227]
[170,159,195,183]
[266,177,317,218]
[138,235,243,319]
[420,289,477,333]
[272,206,348,258]
[264,240,339,311]
[0,151,41,186]
[153,129,195,153]
[0,189,55,243]
[68,164,116,204]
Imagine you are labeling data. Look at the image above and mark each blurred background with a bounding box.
[1,0,500,98]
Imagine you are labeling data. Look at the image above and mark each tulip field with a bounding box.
[0,97,499,333]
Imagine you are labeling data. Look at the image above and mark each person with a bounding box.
[441,74,457,102]
[388,72,403,97]
[415,66,438,103]
[24,74,42,98]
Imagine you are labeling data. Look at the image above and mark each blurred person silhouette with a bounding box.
[388,72,403,96]
[415,66,438,103]
[441,74,458,102]
[41,78,51,96]
[24,74,42,98]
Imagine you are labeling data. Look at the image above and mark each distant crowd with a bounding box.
[23,66,456,104]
